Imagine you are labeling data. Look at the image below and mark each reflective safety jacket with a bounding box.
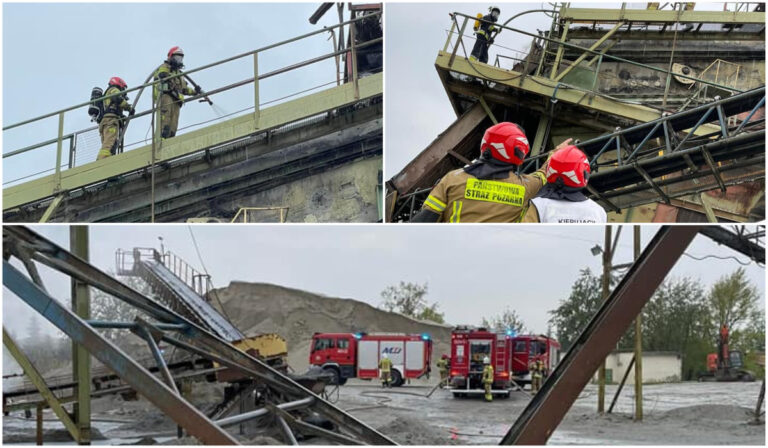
[422,167,547,223]
[482,365,494,384]
[437,358,448,371]
[154,62,195,103]
[102,86,131,118]
[379,357,392,372]
[526,197,607,223]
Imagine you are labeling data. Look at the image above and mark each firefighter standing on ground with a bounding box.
[530,358,545,394]
[470,6,500,64]
[379,353,393,388]
[482,356,494,402]
[523,145,608,223]
[437,354,450,388]
[411,122,570,223]
[154,46,202,139]
[97,77,135,160]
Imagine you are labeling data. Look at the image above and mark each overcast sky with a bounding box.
[384,1,729,177]
[4,225,764,346]
[3,2,352,185]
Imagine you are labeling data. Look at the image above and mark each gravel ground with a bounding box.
[3,379,763,445]
[336,379,765,445]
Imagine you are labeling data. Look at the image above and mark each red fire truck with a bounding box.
[509,334,561,385]
[309,332,433,386]
[449,326,560,398]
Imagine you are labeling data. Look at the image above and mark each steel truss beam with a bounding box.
[390,86,764,222]
[501,226,702,444]
[2,226,395,445]
[699,226,765,264]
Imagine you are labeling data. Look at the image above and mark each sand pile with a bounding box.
[213,282,453,372]
[662,404,755,423]
[378,416,459,445]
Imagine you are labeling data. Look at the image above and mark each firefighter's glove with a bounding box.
[195,85,202,95]
[129,108,136,116]
[488,38,494,45]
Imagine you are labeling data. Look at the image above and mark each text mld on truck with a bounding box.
[449,326,560,398]
[310,332,433,386]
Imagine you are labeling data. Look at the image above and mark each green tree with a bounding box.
[482,308,526,334]
[548,269,603,351]
[708,268,760,329]
[709,269,764,379]
[380,282,445,324]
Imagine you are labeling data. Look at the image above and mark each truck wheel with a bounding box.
[391,369,404,387]
[323,366,342,386]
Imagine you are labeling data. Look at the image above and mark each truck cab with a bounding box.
[310,333,356,385]
[510,335,561,384]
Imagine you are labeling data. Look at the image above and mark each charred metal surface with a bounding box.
[699,226,765,264]
[501,226,701,445]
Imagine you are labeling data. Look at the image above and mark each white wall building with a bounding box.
[593,351,682,384]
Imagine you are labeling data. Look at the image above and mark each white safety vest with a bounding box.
[530,197,607,223]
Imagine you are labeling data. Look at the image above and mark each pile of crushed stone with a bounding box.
[662,404,755,422]
[377,416,459,445]
[213,282,454,372]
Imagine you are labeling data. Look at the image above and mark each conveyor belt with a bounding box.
[138,259,243,342]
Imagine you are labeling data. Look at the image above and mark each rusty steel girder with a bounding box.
[501,225,701,444]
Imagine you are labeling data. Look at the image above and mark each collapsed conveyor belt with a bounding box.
[3,226,396,445]
[137,257,243,342]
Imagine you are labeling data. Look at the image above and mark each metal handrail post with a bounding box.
[253,53,260,129]
[54,112,64,191]
[350,19,359,100]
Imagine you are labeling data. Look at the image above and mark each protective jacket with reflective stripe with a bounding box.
[422,166,547,223]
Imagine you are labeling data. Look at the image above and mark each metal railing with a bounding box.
[3,11,382,186]
[231,206,289,223]
[443,11,750,106]
[116,247,212,298]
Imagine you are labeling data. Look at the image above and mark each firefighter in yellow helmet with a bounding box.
[530,358,545,394]
[437,354,450,388]
[96,77,135,160]
[379,353,393,388]
[154,46,203,139]
[482,356,494,402]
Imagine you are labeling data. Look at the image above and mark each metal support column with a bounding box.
[597,225,611,414]
[69,226,91,445]
[634,226,643,421]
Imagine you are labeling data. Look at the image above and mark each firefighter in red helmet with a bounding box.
[411,122,571,222]
[97,77,135,160]
[523,145,607,223]
[153,46,203,139]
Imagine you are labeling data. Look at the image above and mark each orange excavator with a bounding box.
[699,324,756,382]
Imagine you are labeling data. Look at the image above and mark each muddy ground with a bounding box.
[3,380,763,445]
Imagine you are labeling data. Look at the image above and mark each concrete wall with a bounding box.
[233,156,382,223]
[594,351,682,384]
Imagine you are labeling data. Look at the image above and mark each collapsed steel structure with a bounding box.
[3,226,395,445]
[4,225,765,445]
